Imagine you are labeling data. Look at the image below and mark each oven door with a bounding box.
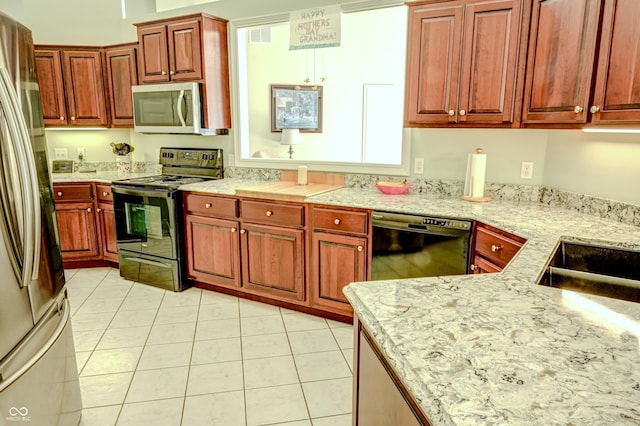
[112,185,178,259]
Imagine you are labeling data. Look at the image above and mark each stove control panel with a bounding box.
[159,148,223,168]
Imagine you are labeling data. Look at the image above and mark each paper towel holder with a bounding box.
[462,147,492,202]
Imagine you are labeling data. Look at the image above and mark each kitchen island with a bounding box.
[309,188,640,425]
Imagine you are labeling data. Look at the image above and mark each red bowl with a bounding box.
[375,181,410,195]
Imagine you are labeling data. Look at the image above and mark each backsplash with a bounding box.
[70,161,162,174]
[225,167,640,227]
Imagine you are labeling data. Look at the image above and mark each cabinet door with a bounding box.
[138,24,170,83]
[185,215,241,289]
[105,45,138,127]
[61,50,108,126]
[55,202,100,260]
[167,20,203,81]
[470,255,502,274]
[97,201,118,262]
[591,0,640,124]
[241,223,305,303]
[522,0,601,124]
[405,5,464,125]
[311,232,367,316]
[458,0,522,124]
[34,49,67,126]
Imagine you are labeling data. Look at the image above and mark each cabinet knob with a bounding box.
[265,211,273,217]
[491,244,502,253]
[357,246,363,252]
[590,105,600,113]
[205,203,212,208]
[57,191,62,196]
[334,218,341,225]
[102,191,108,196]
[87,207,92,213]
[231,227,237,233]
[448,110,455,116]
[161,71,167,75]
[459,109,466,116]
[240,229,246,234]
[573,106,584,113]
[59,116,64,121]
[96,208,102,212]
[71,116,76,120]
[470,264,476,271]
[170,70,175,75]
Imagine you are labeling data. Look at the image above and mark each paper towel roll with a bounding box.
[297,165,308,185]
[463,148,487,199]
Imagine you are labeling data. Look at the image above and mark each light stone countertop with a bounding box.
[51,174,640,424]
[309,188,640,425]
[50,171,159,183]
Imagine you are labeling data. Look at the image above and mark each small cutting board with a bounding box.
[235,172,344,202]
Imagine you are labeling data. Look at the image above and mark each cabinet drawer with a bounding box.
[184,194,238,218]
[240,200,304,227]
[53,184,93,202]
[475,226,523,268]
[312,207,368,235]
[96,184,113,202]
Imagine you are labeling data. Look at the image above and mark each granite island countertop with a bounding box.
[309,188,640,425]
[50,171,160,183]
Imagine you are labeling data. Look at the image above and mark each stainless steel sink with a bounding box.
[538,241,640,303]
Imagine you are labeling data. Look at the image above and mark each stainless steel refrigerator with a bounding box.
[0,11,82,426]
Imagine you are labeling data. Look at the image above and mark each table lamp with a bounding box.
[280,128,301,159]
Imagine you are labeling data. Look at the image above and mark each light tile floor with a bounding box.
[66,267,354,426]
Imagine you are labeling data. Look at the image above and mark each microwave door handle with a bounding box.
[176,89,186,127]
[0,68,40,286]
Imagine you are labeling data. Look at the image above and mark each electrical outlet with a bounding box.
[77,147,85,160]
[414,157,425,174]
[521,161,533,179]
[54,148,68,160]
[228,154,235,166]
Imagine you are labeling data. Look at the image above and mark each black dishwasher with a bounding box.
[371,211,472,280]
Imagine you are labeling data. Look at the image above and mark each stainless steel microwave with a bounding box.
[132,82,215,135]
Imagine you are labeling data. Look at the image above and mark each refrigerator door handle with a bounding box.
[0,68,41,286]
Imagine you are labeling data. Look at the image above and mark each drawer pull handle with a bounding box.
[231,227,237,233]
[240,229,246,234]
[574,106,583,113]
[491,244,502,253]
[87,207,92,213]
[334,218,341,225]
[57,191,63,196]
[205,203,212,208]
[459,109,466,116]
[59,116,64,121]
[448,109,455,116]
[590,105,600,114]
[357,246,363,252]
[266,211,273,217]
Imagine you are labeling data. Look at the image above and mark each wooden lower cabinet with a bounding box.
[311,232,366,316]
[241,222,305,303]
[185,214,241,289]
[354,320,431,426]
[53,182,118,265]
[55,201,100,260]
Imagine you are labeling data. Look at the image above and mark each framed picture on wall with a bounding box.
[271,84,323,133]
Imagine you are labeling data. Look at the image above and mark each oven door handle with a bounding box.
[112,186,176,199]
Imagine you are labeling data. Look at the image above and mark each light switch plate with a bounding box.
[54,148,68,160]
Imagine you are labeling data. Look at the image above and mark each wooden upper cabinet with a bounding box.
[35,46,108,127]
[522,0,602,124]
[105,43,138,127]
[61,50,108,126]
[135,13,232,129]
[405,0,528,127]
[34,50,67,126]
[136,17,203,83]
[590,0,640,124]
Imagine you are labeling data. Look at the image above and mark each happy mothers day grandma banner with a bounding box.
[289,5,341,50]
